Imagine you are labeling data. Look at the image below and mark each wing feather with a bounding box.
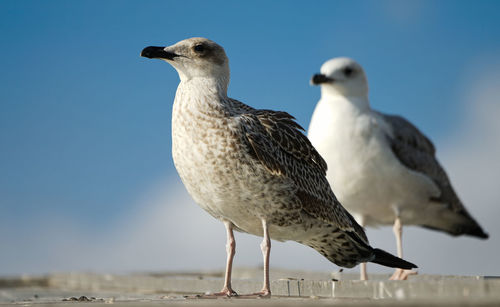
[239,108,367,241]
[381,113,487,237]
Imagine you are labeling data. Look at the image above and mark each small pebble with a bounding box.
[62,295,100,302]
[78,296,91,301]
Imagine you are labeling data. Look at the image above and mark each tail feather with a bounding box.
[370,248,417,270]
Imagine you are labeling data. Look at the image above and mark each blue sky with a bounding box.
[1,1,500,275]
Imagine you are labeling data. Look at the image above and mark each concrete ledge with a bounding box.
[1,269,500,306]
[26,271,500,299]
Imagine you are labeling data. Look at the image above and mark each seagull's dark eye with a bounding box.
[343,67,354,77]
[194,44,205,53]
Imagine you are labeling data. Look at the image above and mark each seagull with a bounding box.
[141,38,416,297]
[308,57,488,280]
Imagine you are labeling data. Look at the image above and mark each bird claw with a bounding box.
[184,288,238,299]
[389,268,417,280]
[229,289,271,299]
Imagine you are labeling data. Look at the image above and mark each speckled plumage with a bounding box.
[141,39,415,294]
[172,78,373,267]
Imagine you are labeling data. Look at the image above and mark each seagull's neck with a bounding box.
[182,76,229,97]
[308,93,371,146]
[174,76,231,116]
[322,91,371,115]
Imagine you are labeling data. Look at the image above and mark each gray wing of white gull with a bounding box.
[380,112,488,238]
[236,104,369,243]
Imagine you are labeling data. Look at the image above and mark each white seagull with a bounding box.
[308,57,488,280]
[141,38,416,297]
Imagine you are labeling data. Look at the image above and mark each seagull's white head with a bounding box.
[311,57,368,98]
[141,37,230,83]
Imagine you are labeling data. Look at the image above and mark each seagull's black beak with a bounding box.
[310,73,334,85]
[141,46,178,60]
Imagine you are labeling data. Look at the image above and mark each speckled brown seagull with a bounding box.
[141,38,416,297]
[308,57,488,280]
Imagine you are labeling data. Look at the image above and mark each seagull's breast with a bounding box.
[171,92,243,215]
[308,96,379,173]
[170,87,300,236]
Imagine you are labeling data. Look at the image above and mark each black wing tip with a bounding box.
[420,221,489,240]
[466,228,489,239]
[371,248,418,270]
[463,221,489,239]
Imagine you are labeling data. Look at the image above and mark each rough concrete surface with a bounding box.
[1,268,499,306]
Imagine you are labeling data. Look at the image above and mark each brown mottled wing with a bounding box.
[381,113,487,237]
[239,108,367,242]
[252,109,327,173]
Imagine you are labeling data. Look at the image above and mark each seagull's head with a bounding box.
[311,57,368,98]
[141,37,229,82]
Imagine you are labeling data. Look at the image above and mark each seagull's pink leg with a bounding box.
[358,218,368,280]
[220,220,238,295]
[257,219,272,297]
[360,263,368,280]
[389,217,417,280]
[196,220,238,297]
[190,219,272,299]
[237,219,272,298]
